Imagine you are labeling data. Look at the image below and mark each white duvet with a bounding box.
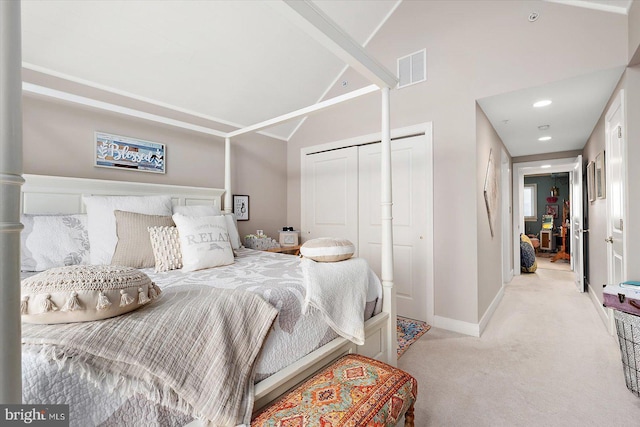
[22,248,382,426]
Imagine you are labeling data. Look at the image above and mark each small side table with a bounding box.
[266,245,301,256]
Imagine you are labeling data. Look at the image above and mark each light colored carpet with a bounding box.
[536,254,571,271]
[398,268,640,426]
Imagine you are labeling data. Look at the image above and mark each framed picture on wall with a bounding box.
[595,151,606,199]
[545,204,559,219]
[233,195,249,221]
[95,132,165,174]
[587,161,595,202]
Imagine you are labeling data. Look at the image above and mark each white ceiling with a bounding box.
[21,0,399,141]
[545,0,633,15]
[478,67,625,158]
[20,0,631,150]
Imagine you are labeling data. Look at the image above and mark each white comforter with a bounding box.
[22,248,382,426]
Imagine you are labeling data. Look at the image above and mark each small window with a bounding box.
[524,183,537,221]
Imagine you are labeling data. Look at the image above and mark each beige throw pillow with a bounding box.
[300,237,355,262]
[148,226,183,272]
[21,265,161,324]
[83,195,173,265]
[111,211,175,268]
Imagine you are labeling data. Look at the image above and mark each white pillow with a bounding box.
[224,213,242,250]
[83,195,173,265]
[300,237,355,262]
[172,205,221,216]
[172,214,234,272]
[21,214,90,271]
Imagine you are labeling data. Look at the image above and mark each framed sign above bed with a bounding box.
[95,132,165,174]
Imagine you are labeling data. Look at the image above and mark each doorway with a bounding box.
[523,172,571,272]
[513,157,585,292]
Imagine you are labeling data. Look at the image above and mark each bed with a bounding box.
[18,174,393,426]
[1,1,399,422]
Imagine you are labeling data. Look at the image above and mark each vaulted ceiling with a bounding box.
[21,0,400,141]
[21,0,632,155]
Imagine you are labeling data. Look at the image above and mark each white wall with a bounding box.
[287,0,627,326]
[476,104,511,319]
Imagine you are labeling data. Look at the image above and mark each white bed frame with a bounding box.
[1,1,399,416]
[20,174,392,414]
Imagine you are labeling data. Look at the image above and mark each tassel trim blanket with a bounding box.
[22,285,278,426]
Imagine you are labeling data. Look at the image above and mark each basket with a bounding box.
[614,309,640,396]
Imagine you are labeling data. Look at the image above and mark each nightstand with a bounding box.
[266,245,301,256]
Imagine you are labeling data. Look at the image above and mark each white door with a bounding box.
[606,91,625,291]
[302,146,358,249]
[571,155,584,292]
[358,136,428,321]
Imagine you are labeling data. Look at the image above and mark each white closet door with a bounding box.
[358,135,428,321]
[302,146,358,250]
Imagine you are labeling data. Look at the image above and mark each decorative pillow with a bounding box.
[300,237,355,262]
[21,265,161,324]
[172,204,221,216]
[148,226,183,272]
[520,234,537,273]
[83,195,173,265]
[21,214,90,272]
[224,213,242,250]
[172,214,234,272]
[111,211,175,268]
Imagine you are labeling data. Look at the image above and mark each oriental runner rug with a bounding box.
[397,316,431,358]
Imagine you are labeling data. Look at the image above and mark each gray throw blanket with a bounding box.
[22,285,278,426]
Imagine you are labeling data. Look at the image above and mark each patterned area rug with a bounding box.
[397,316,431,358]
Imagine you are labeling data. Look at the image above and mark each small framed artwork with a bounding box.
[545,204,559,219]
[595,151,606,199]
[233,195,249,221]
[587,161,595,202]
[95,132,165,174]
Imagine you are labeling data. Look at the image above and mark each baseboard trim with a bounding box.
[588,283,613,334]
[433,315,480,337]
[479,285,505,336]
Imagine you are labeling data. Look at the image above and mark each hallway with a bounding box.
[398,267,640,426]
[536,253,572,272]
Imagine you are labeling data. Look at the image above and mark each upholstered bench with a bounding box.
[252,354,417,426]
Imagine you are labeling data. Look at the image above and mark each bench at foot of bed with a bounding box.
[252,353,417,427]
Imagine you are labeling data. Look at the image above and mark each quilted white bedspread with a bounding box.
[22,248,382,426]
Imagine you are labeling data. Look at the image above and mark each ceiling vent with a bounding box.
[397,49,426,89]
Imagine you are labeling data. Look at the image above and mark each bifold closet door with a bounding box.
[302,146,358,251]
[358,135,428,322]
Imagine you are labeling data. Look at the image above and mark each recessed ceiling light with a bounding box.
[533,100,552,108]
[538,124,550,131]
[538,136,552,141]
[541,165,551,169]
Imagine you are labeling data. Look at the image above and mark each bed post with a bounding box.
[0,0,24,404]
[380,87,397,366]
[224,137,232,214]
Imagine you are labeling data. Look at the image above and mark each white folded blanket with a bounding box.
[301,257,377,345]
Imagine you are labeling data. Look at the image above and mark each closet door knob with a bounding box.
[605,236,613,243]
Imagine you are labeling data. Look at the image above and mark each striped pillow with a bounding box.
[300,237,355,262]
[111,211,175,268]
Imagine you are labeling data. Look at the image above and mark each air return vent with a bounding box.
[397,49,426,88]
